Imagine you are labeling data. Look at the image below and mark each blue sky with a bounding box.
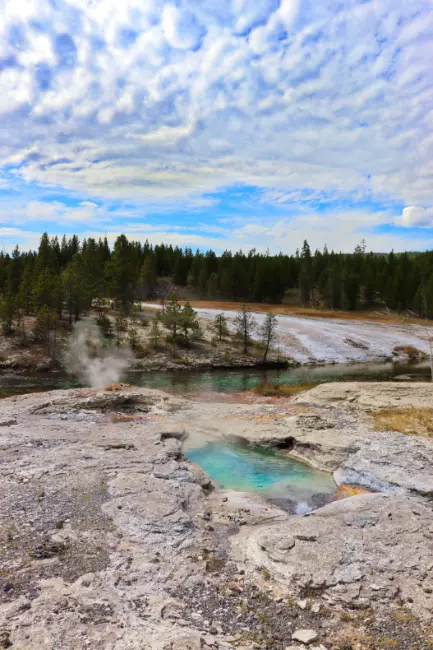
[0,0,433,253]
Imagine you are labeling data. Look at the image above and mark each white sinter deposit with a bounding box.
[142,304,430,364]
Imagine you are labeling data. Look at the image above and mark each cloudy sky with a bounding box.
[1,0,433,253]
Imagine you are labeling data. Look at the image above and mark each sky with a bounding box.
[1,0,433,254]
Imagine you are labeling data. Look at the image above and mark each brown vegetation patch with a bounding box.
[252,381,317,398]
[334,483,373,499]
[253,412,291,424]
[370,407,433,437]
[145,300,433,325]
[106,382,129,392]
[392,344,427,360]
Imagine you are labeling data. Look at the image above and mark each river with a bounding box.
[0,361,430,399]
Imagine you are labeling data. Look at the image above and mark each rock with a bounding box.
[334,432,433,498]
[291,629,318,645]
[0,419,17,427]
[294,534,317,542]
[28,540,67,559]
[296,599,308,610]
[258,531,296,562]
[286,647,326,650]
[232,493,433,618]
[1,382,433,649]
[0,630,12,648]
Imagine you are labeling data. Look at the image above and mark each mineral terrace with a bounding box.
[1,382,433,650]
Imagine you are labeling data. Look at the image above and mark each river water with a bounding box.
[125,361,431,394]
[0,361,430,399]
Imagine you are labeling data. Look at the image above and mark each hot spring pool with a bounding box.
[184,439,337,513]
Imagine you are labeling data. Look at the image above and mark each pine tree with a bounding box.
[32,268,60,312]
[161,292,182,351]
[105,235,140,310]
[18,264,34,315]
[180,302,201,344]
[139,255,157,300]
[213,313,229,341]
[149,317,163,349]
[62,256,88,326]
[207,272,218,300]
[299,240,313,306]
[259,313,278,362]
[33,305,58,354]
[0,291,16,335]
[234,305,256,354]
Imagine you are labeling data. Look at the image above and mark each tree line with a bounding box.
[1,233,433,337]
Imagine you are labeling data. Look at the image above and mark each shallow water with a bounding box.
[183,439,337,513]
[125,361,430,394]
[0,361,429,399]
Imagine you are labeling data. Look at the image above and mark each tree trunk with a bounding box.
[263,333,270,363]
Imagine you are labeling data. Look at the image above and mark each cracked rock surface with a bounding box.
[0,383,433,649]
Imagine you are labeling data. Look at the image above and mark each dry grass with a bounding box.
[370,408,433,437]
[392,344,426,360]
[252,381,317,398]
[144,300,433,325]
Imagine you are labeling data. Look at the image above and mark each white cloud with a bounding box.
[0,0,432,249]
[395,206,433,228]
[1,200,107,226]
[162,5,204,50]
[0,68,33,115]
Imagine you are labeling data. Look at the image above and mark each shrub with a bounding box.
[128,326,140,351]
[96,314,113,339]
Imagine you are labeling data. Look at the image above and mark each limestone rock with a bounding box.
[291,629,318,644]
[1,382,433,649]
[232,492,433,619]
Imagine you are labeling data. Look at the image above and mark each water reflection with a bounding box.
[126,361,430,395]
[0,361,429,398]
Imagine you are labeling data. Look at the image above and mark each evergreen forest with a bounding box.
[1,233,433,334]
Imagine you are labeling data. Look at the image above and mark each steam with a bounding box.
[64,320,132,389]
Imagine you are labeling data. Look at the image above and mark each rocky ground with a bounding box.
[1,382,433,649]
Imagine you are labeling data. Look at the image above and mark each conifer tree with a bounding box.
[234,305,256,354]
[213,313,229,341]
[259,313,278,362]
[180,302,201,344]
[139,254,157,300]
[149,317,163,348]
[161,292,182,351]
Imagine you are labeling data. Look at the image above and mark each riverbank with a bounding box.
[0,302,430,376]
[1,382,432,649]
[141,302,431,365]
